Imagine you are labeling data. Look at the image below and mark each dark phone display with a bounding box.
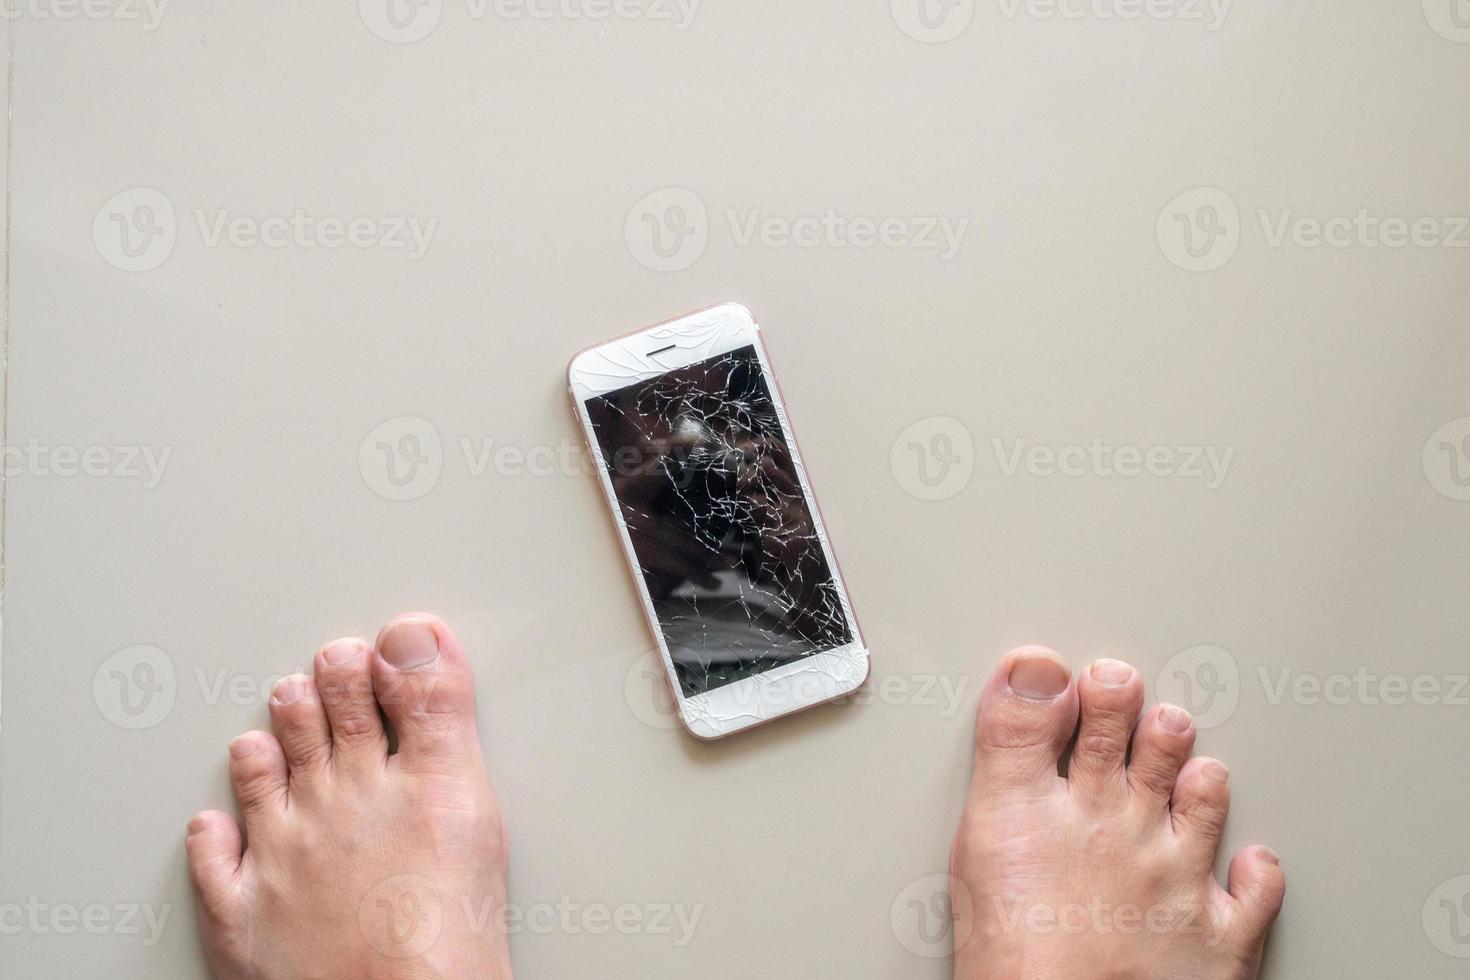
[585,344,854,698]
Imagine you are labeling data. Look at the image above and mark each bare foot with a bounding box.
[952,647,1285,980]
[186,614,512,980]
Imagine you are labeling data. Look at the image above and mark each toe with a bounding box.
[314,637,388,767]
[1069,659,1144,798]
[1227,845,1287,940]
[971,646,1078,789]
[268,674,331,779]
[1170,755,1231,857]
[1127,703,1196,807]
[372,613,482,769]
[228,730,289,826]
[185,810,243,920]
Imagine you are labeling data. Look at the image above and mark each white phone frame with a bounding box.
[568,302,869,739]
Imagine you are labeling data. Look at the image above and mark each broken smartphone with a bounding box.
[569,303,869,739]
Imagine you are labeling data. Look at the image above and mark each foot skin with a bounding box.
[186,614,512,980]
[951,648,1285,980]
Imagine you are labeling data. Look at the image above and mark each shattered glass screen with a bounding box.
[585,344,854,698]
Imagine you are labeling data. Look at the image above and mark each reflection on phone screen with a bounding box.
[585,344,854,697]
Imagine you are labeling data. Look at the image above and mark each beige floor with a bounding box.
[5,2,1470,976]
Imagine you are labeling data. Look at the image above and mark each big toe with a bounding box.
[372,613,483,771]
[971,646,1079,790]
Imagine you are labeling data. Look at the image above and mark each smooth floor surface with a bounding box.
[5,2,1470,976]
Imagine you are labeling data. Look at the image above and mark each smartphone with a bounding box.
[569,302,869,739]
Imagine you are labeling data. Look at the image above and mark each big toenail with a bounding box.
[323,638,365,666]
[381,621,440,669]
[186,817,207,836]
[1158,704,1192,733]
[1009,653,1070,700]
[1257,846,1280,866]
[1203,761,1229,783]
[229,737,259,759]
[271,676,308,704]
[1090,659,1133,685]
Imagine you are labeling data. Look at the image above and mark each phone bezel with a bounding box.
[568,302,870,739]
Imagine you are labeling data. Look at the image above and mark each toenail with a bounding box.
[322,638,365,666]
[1257,846,1280,866]
[1203,761,1229,783]
[186,817,207,836]
[271,676,309,705]
[1090,659,1133,685]
[380,620,440,670]
[229,736,259,759]
[1008,652,1070,700]
[1158,704,1192,734]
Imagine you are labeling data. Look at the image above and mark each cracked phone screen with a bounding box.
[585,344,854,698]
